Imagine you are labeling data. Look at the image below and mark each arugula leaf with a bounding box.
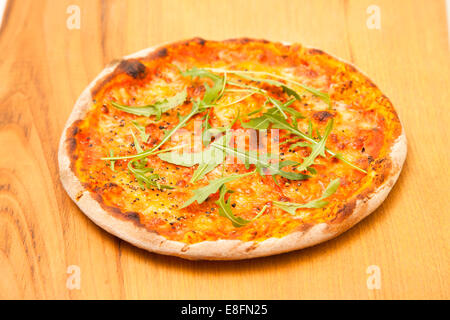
[215,185,251,227]
[130,129,144,153]
[247,108,263,116]
[216,186,268,227]
[127,160,173,190]
[281,85,302,101]
[148,101,202,155]
[240,114,271,129]
[129,129,148,167]
[205,68,330,106]
[132,120,150,143]
[254,205,268,220]
[117,68,224,162]
[296,119,334,172]
[210,142,309,181]
[158,133,230,182]
[200,112,212,145]
[201,110,238,146]
[261,112,367,174]
[102,101,210,163]
[102,139,184,190]
[181,171,255,208]
[234,73,303,102]
[111,89,187,120]
[288,141,311,149]
[126,130,173,190]
[267,96,288,119]
[181,67,224,105]
[273,178,340,214]
[240,98,303,130]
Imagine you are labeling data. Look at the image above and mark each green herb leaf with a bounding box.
[111,89,187,120]
[205,68,330,107]
[181,171,255,208]
[215,185,251,227]
[210,142,310,181]
[240,114,271,129]
[296,119,334,172]
[268,96,288,119]
[262,112,367,174]
[151,101,203,154]
[215,186,268,227]
[132,120,150,143]
[127,160,173,190]
[273,178,340,214]
[158,133,230,182]
[182,67,224,105]
[240,98,304,130]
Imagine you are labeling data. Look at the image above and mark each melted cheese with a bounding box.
[71,39,401,244]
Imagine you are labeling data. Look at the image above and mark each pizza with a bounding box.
[59,38,406,260]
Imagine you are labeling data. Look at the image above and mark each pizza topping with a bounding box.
[69,40,401,243]
[102,66,368,226]
[111,89,187,119]
[182,171,255,208]
[216,185,268,228]
[273,178,340,214]
[204,68,331,107]
[131,120,150,143]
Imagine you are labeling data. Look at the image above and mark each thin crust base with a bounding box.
[58,39,407,260]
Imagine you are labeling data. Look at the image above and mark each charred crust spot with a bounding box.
[225,38,270,45]
[75,191,84,201]
[371,157,392,187]
[155,48,168,58]
[66,120,82,162]
[308,48,324,55]
[331,201,356,223]
[66,39,403,245]
[297,223,313,232]
[101,105,109,114]
[346,64,357,73]
[373,173,386,185]
[117,59,147,79]
[124,211,140,222]
[147,46,171,61]
[356,193,366,200]
[70,124,80,137]
[245,242,258,252]
[313,111,334,122]
[239,38,251,44]
[66,138,77,155]
[193,37,206,45]
[89,191,145,227]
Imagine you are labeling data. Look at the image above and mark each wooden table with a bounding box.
[0,0,448,300]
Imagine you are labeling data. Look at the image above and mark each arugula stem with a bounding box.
[220,92,256,107]
[226,80,267,93]
[205,68,330,106]
[265,114,367,173]
[101,144,188,161]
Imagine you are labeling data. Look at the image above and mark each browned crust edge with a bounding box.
[58,38,407,260]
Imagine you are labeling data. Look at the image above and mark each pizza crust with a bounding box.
[58,38,407,260]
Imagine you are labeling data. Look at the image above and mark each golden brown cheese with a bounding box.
[68,38,401,244]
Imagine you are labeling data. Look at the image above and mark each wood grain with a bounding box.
[0,0,448,300]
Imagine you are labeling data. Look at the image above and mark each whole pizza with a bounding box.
[59,38,406,260]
